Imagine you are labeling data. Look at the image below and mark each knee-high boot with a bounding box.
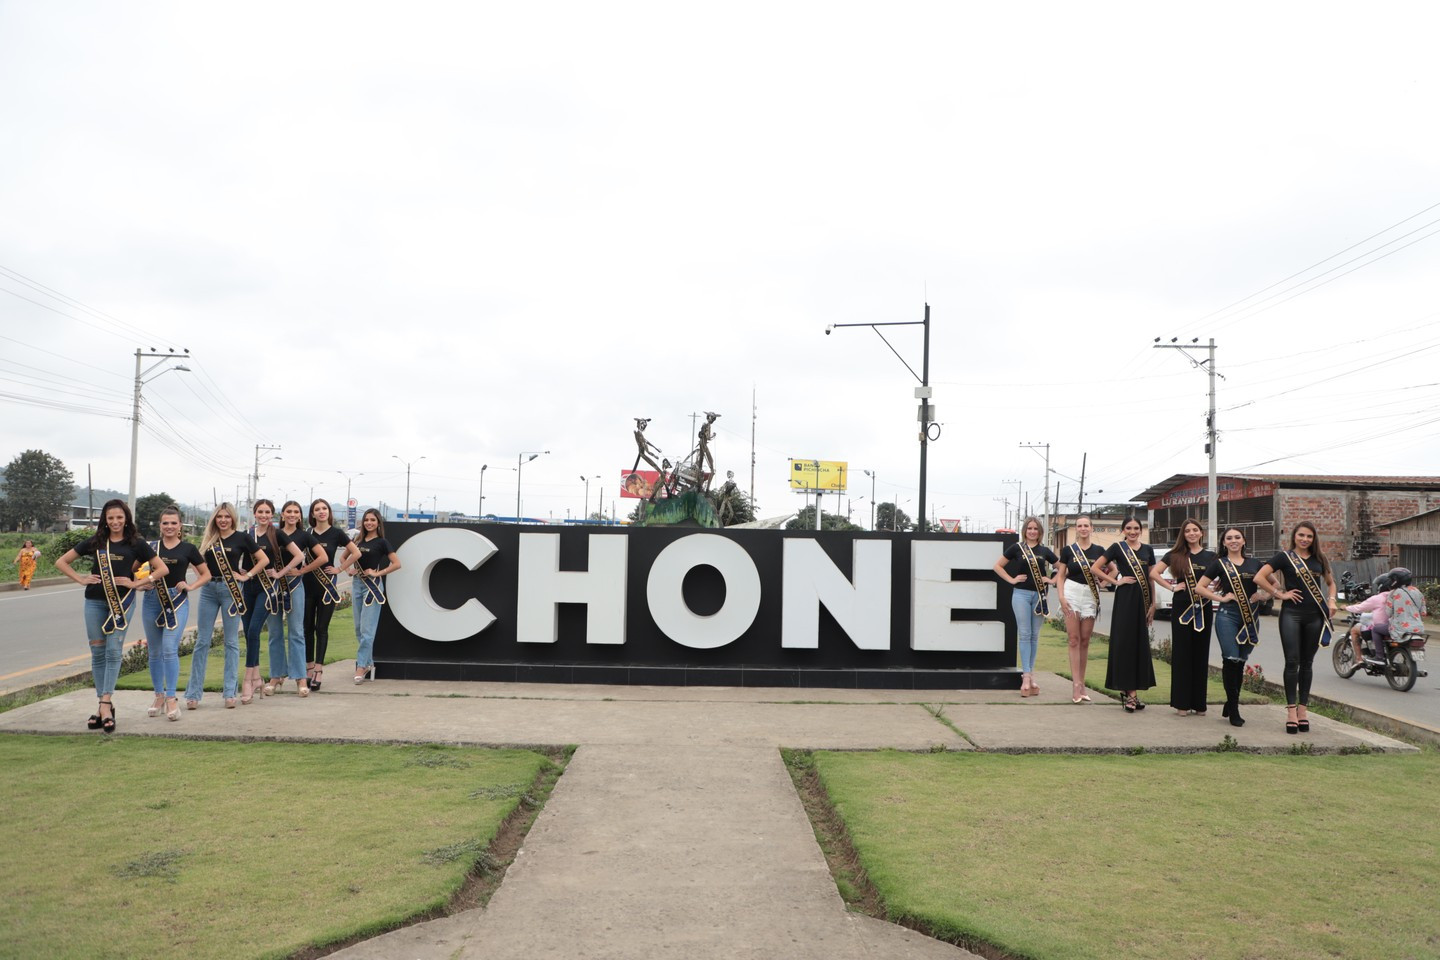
[1223,660,1245,727]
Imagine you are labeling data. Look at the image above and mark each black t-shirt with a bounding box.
[280,528,319,574]
[249,525,292,573]
[202,531,264,579]
[76,537,157,601]
[1161,548,1217,594]
[1103,542,1156,580]
[1202,556,1263,608]
[1001,543,1058,589]
[356,535,393,574]
[1056,543,1106,584]
[1265,551,1330,596]
[306,525,351,575]
[150,539,204,589]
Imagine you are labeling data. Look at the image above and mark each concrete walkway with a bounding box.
[0,668,1414,959]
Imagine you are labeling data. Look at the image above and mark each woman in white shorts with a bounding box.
[1055,515,1106,703]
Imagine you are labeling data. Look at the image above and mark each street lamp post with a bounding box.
[516,450,550,524]
[392,454,426,520]
[863,469,877,531]
[478,464,488,519]
[581,474,600,521]
[128,348,191,513]
[826,304,934,529]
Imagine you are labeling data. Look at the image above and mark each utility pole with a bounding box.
[1077,452,1088,513]
[1154,337,1220,547]
[1003,478,1023,530]
[128,348,191,513]
[251,444,281,516]
[750,386,757,505]
[813,459,822,530]
[993,496,1010,532]
[1019,443,1051,535]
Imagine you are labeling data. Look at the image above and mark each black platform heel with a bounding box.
[86,700,103,730]
[99,700,117,734]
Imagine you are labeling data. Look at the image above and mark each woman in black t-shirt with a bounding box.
[1197,527,1269,727]
[240,499,304,703]
[55,498,167,733]
[185,503,269,709]
[137,506,210,721]
[992,517,1058,698]
[1055,515,1107,703]
[303,498,358,691]
[1255,521,1336,734]
[1150,518,1216,716]
[339,508,401,683]
[1096,516,1157,712]
[267,500,327,696]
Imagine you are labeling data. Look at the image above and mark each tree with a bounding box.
[0,450,74,531]
[874,502,913,532]
[786,506,863,531]
[706,485,757,527]
[136,493,181,538]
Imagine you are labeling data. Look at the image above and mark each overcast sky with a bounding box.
[3,2,1438,530]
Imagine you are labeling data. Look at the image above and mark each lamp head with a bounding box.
[824,324,834,335]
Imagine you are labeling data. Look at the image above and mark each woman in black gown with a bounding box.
[1151,518,1216,716]
[1098,516,1156,712]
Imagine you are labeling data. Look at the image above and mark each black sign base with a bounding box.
[375,658,1022,690]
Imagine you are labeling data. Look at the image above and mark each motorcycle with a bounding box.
[1333,613,1429,692]
[1337,570,1374,604]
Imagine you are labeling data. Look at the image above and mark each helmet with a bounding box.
[1372,573,1394,593]
[1388,567,1414,587]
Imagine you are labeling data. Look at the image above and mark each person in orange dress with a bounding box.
[14,540,40,589]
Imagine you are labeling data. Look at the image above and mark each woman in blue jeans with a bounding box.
[340,508,401,683]
[139,506,210,721]
[1197,527,1270,727]
[54,499,166,733]
[993,517,1058,697]
[264,500,327,696]
[185,503,268,710]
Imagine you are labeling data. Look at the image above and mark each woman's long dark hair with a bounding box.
[1220,526,1248,559]
[1168,518,1204,580]
[308,498,333,529]
[83,498,138,552]
[1288,521,1330,576]
[252,498,280,567]
[360,508,384,540]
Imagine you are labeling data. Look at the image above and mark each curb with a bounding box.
[0,576,69,593]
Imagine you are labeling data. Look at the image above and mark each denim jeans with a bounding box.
[186,581,241,701]
[1214,605,1254,663]
[353,584,382,670]
[83,597,129,696]
[241,579,272,669]
[141,588,190,698]
[1012,588,1042,673]
[268,579,308,680]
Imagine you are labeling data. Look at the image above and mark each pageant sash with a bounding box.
[359,571,386,607]
[312,555,342,605]
[211,541,246,617]
[150,540,185,631]
[1176,554,1208,632]
[1285,551,1334,647]
[97,541,133,634]
[1069,543,1101,606]
[1018,543,1050,616]
[1220,558,1259,646]
[255,565,281,615]
[1119,542,1152,610]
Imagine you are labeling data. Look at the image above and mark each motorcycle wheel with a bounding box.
[1332,639,1361,678]
[1384,646,1418,692]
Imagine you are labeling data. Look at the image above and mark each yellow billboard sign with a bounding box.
[788,459,849,492]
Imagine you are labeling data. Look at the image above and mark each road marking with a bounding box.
[0,637,144,683]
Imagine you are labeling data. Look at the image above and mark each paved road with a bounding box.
[0,582,104,695]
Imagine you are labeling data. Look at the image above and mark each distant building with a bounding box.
[1133,474,1440,575]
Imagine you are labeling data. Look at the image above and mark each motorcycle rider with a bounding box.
[1382,568,1428,652]
[1345,572,1394,664]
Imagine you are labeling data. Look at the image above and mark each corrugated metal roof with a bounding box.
[1134,473,1440,503]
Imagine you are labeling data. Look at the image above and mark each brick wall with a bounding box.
[1275,489,1440,561]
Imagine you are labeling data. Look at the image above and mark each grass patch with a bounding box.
[1036,622,1267,707]
[0,734,562,958]
[809,748,1440,960]
[114,612,359,692]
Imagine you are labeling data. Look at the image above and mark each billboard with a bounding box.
[788,459,848,492]
[620,469,669,499]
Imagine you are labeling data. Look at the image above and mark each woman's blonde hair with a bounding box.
[201,503,238,554]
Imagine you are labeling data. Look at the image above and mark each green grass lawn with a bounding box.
[1037,621,1267,707]
[116,610,359,692]
[814,748,1440,960]
[0,734,559,959]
